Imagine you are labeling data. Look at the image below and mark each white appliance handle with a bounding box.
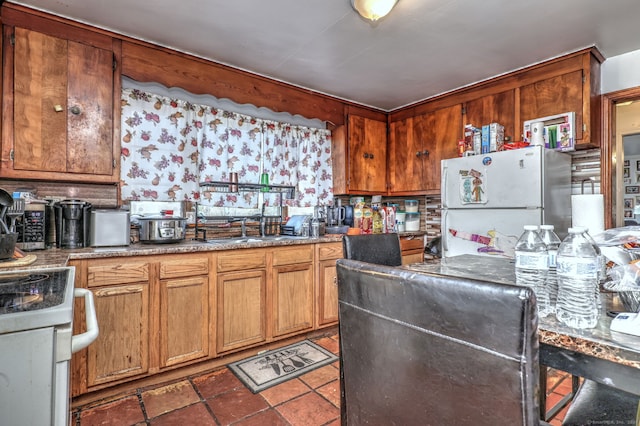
[72,288,99,353]
[441,210,449,254]
[441,164,448,208]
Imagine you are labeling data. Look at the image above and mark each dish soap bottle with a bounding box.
[372,206,384,234]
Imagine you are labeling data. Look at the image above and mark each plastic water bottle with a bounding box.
[539,225,561,314]
[556,227,600,329]
[574,226,605,310]
[515,225,552,318]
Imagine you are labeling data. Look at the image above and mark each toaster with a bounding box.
[90,210,131,247]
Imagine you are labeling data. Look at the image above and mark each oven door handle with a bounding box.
[71,288,99,353]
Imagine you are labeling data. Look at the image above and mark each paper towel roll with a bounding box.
[530,122,545,147]
[571,194,605,235]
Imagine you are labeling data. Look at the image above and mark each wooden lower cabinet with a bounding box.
[217,269,267,352]
[216,249,267,353]
[72,242,342,398]
[159,256,211,368]
[272,245,315,337]
[316,242,343,327]
[400,237,425,265]
[87,281,150,387]
[159,275,209,368]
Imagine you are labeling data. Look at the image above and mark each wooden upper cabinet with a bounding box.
[464,90,516,141]
[348,115,387,193]
[389,104,461,194]
[2,25,117,182]
[519,70,584,141]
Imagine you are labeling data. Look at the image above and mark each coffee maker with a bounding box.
[54,199,92,248]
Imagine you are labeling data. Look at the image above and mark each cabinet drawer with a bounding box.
[318,242,343,260]
[87,262,149,287]
[217,249,266,272]
[272,245,314,266]
[160,257,209,279]
[400,237,424,252]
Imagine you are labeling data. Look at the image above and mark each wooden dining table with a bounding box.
[404,254,640,401]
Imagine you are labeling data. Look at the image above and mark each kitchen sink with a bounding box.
[205,235,310,245]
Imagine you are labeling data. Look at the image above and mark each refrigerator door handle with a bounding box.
[441,210,449,254]
[441,165,448,208]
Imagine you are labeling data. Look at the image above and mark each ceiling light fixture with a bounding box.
[351,0,399,22]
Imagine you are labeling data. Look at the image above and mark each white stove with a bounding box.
[0,267,98,426]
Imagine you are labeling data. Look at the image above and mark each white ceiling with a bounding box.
[11,0,640,111]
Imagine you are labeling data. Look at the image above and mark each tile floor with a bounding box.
[71,333,572,425]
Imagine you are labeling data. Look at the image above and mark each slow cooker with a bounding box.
[138,216,187,243]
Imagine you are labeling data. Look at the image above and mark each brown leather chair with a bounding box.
[342,233,402,266]
[337,258,544,425]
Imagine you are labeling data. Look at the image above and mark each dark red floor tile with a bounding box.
[193,368,244,399]
[299,364,339,389]
[149,402,216,425]
[207,387,269,425]
[316,379,340,407]
[141,380,200,419]
[260,378,311,406]
[78,395,145,426]
[233,408,290,426]
[276,392,340,426]
[313,337,339,354]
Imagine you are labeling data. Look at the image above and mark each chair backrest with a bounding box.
[342,233,402,266]
[337,258,541,426]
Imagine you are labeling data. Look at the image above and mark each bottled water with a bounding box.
[574,226,605,310]
[556,227,600,329]
[515,225,552,318]
[539,225,561,314]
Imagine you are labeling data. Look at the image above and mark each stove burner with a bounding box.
[0,292,44,310]
[0,273,50,287]
[0,272,65,315]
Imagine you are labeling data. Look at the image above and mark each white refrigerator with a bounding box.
[440,146,571,258]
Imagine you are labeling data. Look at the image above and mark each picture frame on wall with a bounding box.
[625,210,633,218]
[626,186,640,194]
[625,198,634,209]
[625,160,631,167]
[635,196,640,204]
[636,160,640,171]
[625,167,630,178]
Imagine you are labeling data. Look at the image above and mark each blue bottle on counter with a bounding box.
[556,227,600,329]
[515,225,552,318]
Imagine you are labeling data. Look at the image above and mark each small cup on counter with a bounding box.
[229,172,239,192]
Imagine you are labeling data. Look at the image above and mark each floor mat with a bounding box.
[228,340,339,393]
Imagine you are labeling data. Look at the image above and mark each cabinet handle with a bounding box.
[70,106,82,115]
[333,277,337,286]
[363,153,369,159]
[416,151,422,157]
[369,153,374,159]
[54,104,64,112]
[423,150,429,156]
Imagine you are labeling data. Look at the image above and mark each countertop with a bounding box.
[9,231,427,271]
[404,255,640,370]
[11,235,345,270]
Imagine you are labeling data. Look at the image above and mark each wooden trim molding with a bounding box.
[602,86,640,228]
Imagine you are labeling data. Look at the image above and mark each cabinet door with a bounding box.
[88,283,150,386]
[272,262,314,337]
[519,70,584,141]
[389,117,424,193]
[464,90,515,141]
[217,269,266,352]
[318,258,339,326]
[348,115,387,193]
[415,104,462,192]
[7,27,114,180]
[159,276,209,368]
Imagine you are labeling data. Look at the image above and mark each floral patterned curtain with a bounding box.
[120,87,333,208]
